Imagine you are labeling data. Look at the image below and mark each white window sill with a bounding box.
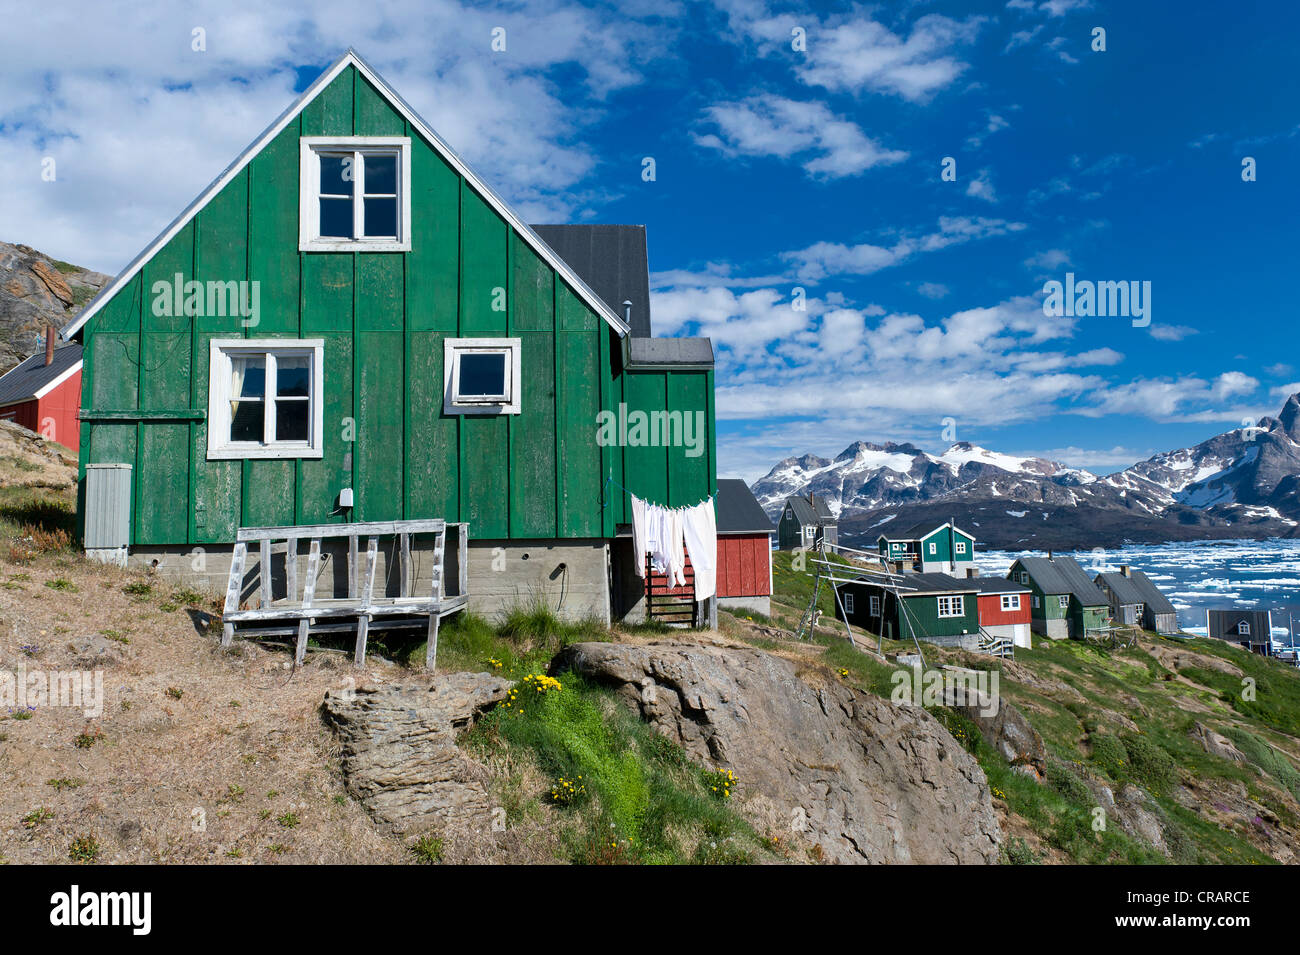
[300,238,411,253]
[208,445,323,461]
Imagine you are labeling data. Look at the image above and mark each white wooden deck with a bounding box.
[219,519,469,669]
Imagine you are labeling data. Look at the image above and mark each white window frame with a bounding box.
[1238,620,1251,636]
[869,595,881,616]
[1032,595,1040,609]
[937,595,964,618]
[843,592,855,614]
[928,541,937,555]
[1001,594,1021,611]
[207,338,324,460]
[443,338,522,415]
[955,541,967,555]
[1058,595,1070,610]
[299,137,412,252]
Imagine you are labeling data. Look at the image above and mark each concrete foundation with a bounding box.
[719,595,771,617]
[119,537,612,624]
[1031,617,1069,640]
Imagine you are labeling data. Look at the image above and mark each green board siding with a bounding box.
[77,63,714,546]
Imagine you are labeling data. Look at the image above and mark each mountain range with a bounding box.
[751,392,1300,549]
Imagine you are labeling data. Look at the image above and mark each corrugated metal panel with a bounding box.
[84,463,132,549]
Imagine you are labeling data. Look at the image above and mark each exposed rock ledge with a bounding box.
[322,673,511,835]
[552,640,1003,864]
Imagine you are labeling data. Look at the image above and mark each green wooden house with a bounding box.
[1008,554,1109,640]
[61,50,716,623]
[877,520,976,574]
[833,572,981,648]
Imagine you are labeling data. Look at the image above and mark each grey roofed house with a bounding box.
[1014,555,1108,605]
[716,478,775,534]
[963,575,1031,595]
[777,493,837,549]
[1095,565,1179,634]
[879,572,978,596]
[0,342,82,407]
[532,223,711,368]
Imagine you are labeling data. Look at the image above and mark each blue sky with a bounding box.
[3,1,1298,481]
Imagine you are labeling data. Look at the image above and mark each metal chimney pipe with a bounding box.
[622,300,632,327]
[45,325,55,366]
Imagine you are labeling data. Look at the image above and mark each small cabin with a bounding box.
[877,520,975,574]
[777,493,837,550]
[965,575,1033,648]
[835,572,980,648]
[1009,554,1109,640]
[1207,609,1273,655]
[714,479,774,616]
[0,331,82,451]
[1094,565,1179,634]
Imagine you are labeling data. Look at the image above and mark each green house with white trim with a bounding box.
[877,520,976,574]
[1008,554,1109,640]
[62,49,715,624]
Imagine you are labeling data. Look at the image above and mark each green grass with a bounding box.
[465,672,773,864]
[411,602,609,675]
[0,486,76,539]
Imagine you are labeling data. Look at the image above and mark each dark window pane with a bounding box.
[363,197,397,237]
[458,353,507,397]
[232,356,265,398]
[364,154,397,194]
[276,400,309,442]
[319,197,353,238]
[319,154,353,194]
[230,400,262,442]
[277,356,310,397]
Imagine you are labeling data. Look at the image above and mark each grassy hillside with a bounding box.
[740,550,1300,864]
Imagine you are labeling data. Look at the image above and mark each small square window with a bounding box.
[1059,595,1070,610]
[208,339,323,459]
[1001,594,1020,611]
[300,137,411,252]
[443,338,522,415]
[955,541,966,554]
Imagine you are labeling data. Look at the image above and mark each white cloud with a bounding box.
[966,169,997,202]
[917,282,950,299]
[0,0,676,271]
[783,216,1026,281]
[695,95,907,179]
[1147,324,1198,342]
[719,5,984,102]
[1023,248,1071,271]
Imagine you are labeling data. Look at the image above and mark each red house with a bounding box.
[967,575,1033,648]
[715,478,775,616]
[0,332,82,451]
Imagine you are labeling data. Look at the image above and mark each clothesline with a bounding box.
[600,473,719,510]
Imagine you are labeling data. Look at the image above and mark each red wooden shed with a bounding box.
[715,478,774,615]
[0,332,82,451]
[966,574,1033,648]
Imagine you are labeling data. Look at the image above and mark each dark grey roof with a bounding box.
[627,337,714,367]
[964,576,1030,595]
[716,479,774,534]
[785,494,835,526]
[531,224,652,336]
[1096,569,1175,614]
[1013,555,1108,606]
[0,343,82,407]
[889,572,978,595]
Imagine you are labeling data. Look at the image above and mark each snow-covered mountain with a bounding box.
[750,393,1300,548]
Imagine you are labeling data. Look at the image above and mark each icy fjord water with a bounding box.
[975,538,1300,641]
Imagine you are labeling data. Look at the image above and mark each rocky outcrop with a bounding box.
[0,241,108,373]
[942,674,1048,779]
[322,673,511,835]
[1189,721,1247,763]
[552,640,1002,864]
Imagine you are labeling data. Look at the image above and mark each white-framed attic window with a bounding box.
[207,339,324,459]
[443,338,522,415]
[299,137,411,251]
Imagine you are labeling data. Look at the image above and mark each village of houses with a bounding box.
[0,49,1279,669]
